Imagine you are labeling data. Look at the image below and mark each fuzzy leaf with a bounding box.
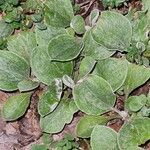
[91,125,118,150]
[94,58,128,91]
[40,100,78,133]
[35,26,66,48]
[38,79,62,117]
[76,115,111,138]
[83,30,114,60]
[124,63,150,95]
[0,51,30,91]
[125,95,147,112]
[73,75,116,115]
[92,11,132,51]
[7,32,36,62]
[78,56,97,79]
[70,15,85,34]
[31,46,72,85]
[17,79,39,92]
[89,9,100,26]
[48,34,82,61]
[2,93,31,121]
[44,0,74,28]
[0,21,13,38]
[118,117,150,150]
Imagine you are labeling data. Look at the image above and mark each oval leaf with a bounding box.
[7,32,36,62]
[73,75,116,115]
[31,46,72,85]
[0,51,30,91]
[2,93,31,121]
[92,11,132,51]
[124,63,150,96]
[76,115,111,138]
[118,118,150,150]
[44,0,74,28]
[91,125,118,150]
[83,30,115,60]
[48,34,82,61]
[17,79,39,92]
[125,95,147,112]
[40,100,78,133]
[94,58,128,91]
[70,15,85,34]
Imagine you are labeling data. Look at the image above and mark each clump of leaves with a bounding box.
[0,0,150,150]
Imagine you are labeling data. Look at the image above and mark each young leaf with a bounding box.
[62,75,74,89]
[17,79,39,92]
[94,58,128,91]
[125,95,147,112]
[78,56,97,79]
[31,46,72,85]
[48,34,82,62]
[92,11,132,51]
[89,9,100,27]
[2,93,31,121]
[44,0,74,28]
[38,79,62,117]
[118,117,150,150]
[0,51,30,91]
[73,75,116,115]
[123,63,150,96]
[83,30,115,60]
[40,100,78,133]
[7,32,37,62]
[76,115,111,138]
[0,21,14,38]
[70,15,85,34]
[91,125,119,150]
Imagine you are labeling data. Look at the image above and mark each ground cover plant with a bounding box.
[0,0,150,149]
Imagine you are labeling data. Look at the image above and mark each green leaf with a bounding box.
[2,93,31,121]
[62,75,74,89]
[7,32,36,62]
[118,117,150,150]
[48,34,82,62]
[91,125,118,150]
[92,11,132,51]
[83,30,115,60]
[31,46,72,85]
[125,95,147,112]
[17,79,39,92]
[76,115,111,138]
[78,56,97,79]
[73,75,116,115]
[38,79,62,117]
[35,26,66,48]
[0,51,30,91]
[44,0,74,28]
[124,63,150,96]
[31,144,48,150]
[142,0,150,21]
[94,58,128,91]
[70,15,85,34]
[0,21,13,38]
[89,9,100,27]
[40,100,78,133]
